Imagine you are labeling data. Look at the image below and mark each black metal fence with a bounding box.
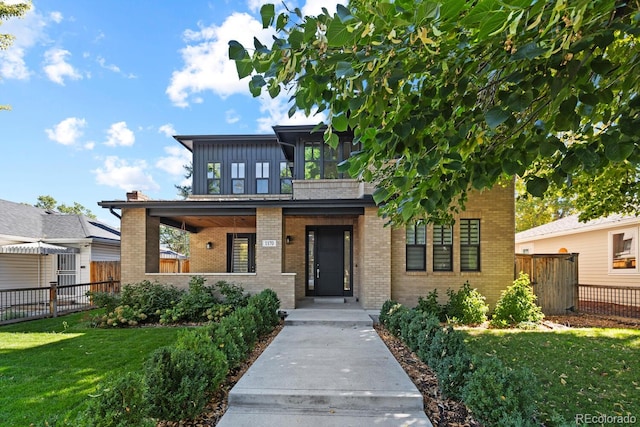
[578,284,640,319]
[0,280,120,325]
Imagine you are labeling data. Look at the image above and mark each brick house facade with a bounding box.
[100,126,514,310]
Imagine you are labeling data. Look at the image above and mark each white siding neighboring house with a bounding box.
[516,213,639,287]
[0,199,121,291]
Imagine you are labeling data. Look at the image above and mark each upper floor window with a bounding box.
[433,225,453,271]
[304,141,322,179]
[256,162,269,194]
[207,162,221,194]
[406,222,426,271]
[280,161,293,194]
[231,162,245,194]
[460,219,480,271]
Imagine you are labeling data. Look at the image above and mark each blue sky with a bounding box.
[0,0,341,226]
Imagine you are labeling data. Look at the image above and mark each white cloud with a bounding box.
[256,93,324,132]
[159,124,177,137]
[45,117,87,146]
[0,2,49,80]
[166,12,276,107]
[104,121,135,147]
[156,145,192,176]
[43,48,83,85]
[302,0,347,16]
[84,141,96,150]
[97,56,120,73]
[49,11,63,24]
[94,156,159,192]
[225,109,240,124]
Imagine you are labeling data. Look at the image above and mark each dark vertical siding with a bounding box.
[192,140,288,195]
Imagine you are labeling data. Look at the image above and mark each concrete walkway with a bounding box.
[217,303,432,427]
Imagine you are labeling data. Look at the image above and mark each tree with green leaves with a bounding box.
[34,195,96,219]
[1,1,30,111]
[175,163,193,199]
[230,0,640,225]
[160,225,190,257]
[515,177,576,232]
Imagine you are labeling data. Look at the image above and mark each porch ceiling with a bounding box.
[163,215,256,230]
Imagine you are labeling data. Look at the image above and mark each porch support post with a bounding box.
[256,207,294,308]
[121,207,159,284]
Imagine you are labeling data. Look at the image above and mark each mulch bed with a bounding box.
[159,312,639,426]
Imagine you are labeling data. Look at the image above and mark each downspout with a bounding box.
[109,207,122,220]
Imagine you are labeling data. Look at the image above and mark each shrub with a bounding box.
[120,280,184,322]
[386,304,410,337]
[97,304,148,327]
[424,326,472,399]
[462,356,539,426]
[174,329,228,392]
[416,289,445,321]
[208,321,245,370]
[379,299,399,326]
[491,273,544,328]
[143,347,210,421]
[247,289,280,331]
[87,291,121,313]
[232,305,259,348]
[215,280,249,308]
[82,372,153,427]
[444,281,488,325]
[413,315,443,359]
[205,303,233,322]
[159,276,219,324]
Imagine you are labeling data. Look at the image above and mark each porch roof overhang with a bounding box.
[0,241,80,255]
[99,197,376,232]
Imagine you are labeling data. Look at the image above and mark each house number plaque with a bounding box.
[262,240,277,247]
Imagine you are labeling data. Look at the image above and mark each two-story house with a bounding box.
[99,125,515,310]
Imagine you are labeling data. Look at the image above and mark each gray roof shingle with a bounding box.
[516,213,639,241]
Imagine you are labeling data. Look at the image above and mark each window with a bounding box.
[609,228,638,272]
[433,225,453,271]
[227,233,256,273]
[280,161,293,194]
[460,219,480,271]
[304,141,321,179]
[207,162,221,194]
[256,162,269,194]
[231,162,245,194]
[406,222,426,271]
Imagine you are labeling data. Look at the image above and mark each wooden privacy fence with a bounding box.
[90,261,121,283]
[160,258,190,273]
[515,253,579,315]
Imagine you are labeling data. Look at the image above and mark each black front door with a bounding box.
[306,226,352,296]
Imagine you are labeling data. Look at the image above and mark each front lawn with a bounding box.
[0,311,185,426]
[462,327,640,424]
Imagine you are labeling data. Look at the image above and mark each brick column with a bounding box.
[360,207,391,310]
[120,207,159,284]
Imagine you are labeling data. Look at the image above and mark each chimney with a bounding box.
[126,191,150,201]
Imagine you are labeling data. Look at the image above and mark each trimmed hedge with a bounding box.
[83,287,281,424]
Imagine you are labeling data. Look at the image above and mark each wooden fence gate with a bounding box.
[90,261,121,283]
[515,253,579,315]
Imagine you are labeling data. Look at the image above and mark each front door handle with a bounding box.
[316,264,320,279]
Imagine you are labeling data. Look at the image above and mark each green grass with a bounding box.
[462,327,640,424]
[0,311,186,426]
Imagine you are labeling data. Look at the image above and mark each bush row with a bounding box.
[80,288,281,426]
[379,300,540,426]
[89,277,248,327]
[416,273,544,327]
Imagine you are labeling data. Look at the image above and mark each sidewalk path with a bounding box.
[216,306,433,427]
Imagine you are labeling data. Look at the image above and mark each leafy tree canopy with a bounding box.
[230,0,640,225]
[1,1,30,110]
[35,195,96,219]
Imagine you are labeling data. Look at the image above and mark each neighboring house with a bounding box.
[0,199,121,292]
[99,125,515,310]
[516,213,639,287]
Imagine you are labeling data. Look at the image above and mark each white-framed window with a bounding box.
[608,227,638,273]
